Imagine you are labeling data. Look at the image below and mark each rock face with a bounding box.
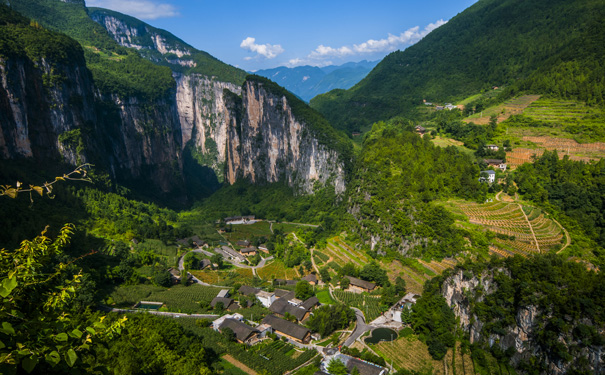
[174,73,240,181]
[224,79,346,194]
[0,52,182,194]
[442,269,604,375]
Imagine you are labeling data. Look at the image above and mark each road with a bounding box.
[343,307,372,346]
[178,247,274,282]
[99,305,218,319]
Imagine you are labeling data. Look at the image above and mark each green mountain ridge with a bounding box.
[311,0,605,133]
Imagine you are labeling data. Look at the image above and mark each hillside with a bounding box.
[310,0,605,133]
[255,60,378,102]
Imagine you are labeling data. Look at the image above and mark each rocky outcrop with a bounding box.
[442,269,604,375]
[174,73,240,181]
[224,79,346,194]
[0,51,183,194]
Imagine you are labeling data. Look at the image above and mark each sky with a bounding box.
[85,0,479,71]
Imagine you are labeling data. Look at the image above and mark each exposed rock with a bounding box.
[224,79,346,194]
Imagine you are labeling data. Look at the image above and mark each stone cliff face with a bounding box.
[442,269,604,375]
[224,79,346,194]
[0,52,183,194]
[0,55,95,162]
[174,74,240,181]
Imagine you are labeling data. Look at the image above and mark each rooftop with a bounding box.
[219,318,258,342]
[346,276,377,291]
[262,315,311,341]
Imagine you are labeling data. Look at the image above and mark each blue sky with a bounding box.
[85,0,478,71]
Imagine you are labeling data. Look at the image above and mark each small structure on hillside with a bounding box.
[217,246,246,262]
[346,276,377,293]
[211,297,238,311]
[302,273,318,286]
[415,125,426,136]
[217,289,230,299]
[485,144,499,152]
[484,159,507,171]
[218,318,259,344]
[479,170,496,184]
[256,291,276,307]
[240,246,258,257]
[236,240,251,247]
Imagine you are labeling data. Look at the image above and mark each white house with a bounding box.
[255,291,276,307]
[479,170,496,184]
[212,313,244,331]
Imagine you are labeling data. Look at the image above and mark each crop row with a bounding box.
[233,341,316,375]
[333,290,383,321]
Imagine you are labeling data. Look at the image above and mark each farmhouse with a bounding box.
[176,235,206,248]
[236,240,251,247]
[256,291,276,307]
[218,318,259,344]
[393,293,420,323]
[302,273,318,285]
[217,289,230,298]
[301,296,320,311]
[274,289,296,299]
[200,258,212,270]
[274,279,298,287]
[239,246,258,256]
[258,244,269,253]
[211,297,238,311]
[484,159,507,171]
[218,246,246,262]
[269,298,309,322]
[346,276,377,293]
[238,285,261,296]
[322,354,388,375]
[485,144,499,151]
[262,315,312,344]
[224,216,242,224]
[479,170,496,184]
[415,125,426,135]
[212,313,244,330]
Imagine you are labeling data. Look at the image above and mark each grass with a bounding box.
[191,268,256,286]
[431,136,475,156]
[221,221,273,245]
[316,289,336,305]
[256,259,299,280]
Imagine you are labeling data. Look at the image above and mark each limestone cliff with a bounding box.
[224,77,348,194]
[441,268,604,374]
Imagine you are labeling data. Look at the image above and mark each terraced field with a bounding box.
[523,99,605,128]
[382,258,458,295]
[322,236,370,267]
[506,137,605,168]
[463,95,541,124]
[446,200,567,257]
[192,268,255,286]
[256,259,299,280]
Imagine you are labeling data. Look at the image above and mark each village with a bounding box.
[119,216,424,375]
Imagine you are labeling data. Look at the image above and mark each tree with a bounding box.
[214,301,225,314]
[320,266,331,282]
[395,276,407,295]
[221,327,236,342]
[211,253,224,269]
[340,276,350,290]
[0,224,126,373]
[295,280,314,300]
[326,358,348,375]
[154,270,173,287]
[360,261,389,287]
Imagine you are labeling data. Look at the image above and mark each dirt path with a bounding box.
[518,203,541,253]
[222,355,257,375]
[554,217,572,254]
[310,248,320,274]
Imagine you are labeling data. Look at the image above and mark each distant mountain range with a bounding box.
[254,60,379,102]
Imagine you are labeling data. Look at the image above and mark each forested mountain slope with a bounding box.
[311,0,605,133]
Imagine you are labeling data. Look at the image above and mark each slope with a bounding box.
[310,0,605,133]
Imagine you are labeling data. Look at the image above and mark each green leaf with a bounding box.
[22,355,38,373]
[45,351,61,366]
[85,327,95,335]
[1,322,15,335]
[0,340,5,349]
[65,349,77,367]
[55,333,68,342]
[70,329,83,339]
[0,276,18,298]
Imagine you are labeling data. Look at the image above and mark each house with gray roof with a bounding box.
[262,315,311,344]
[219,318,259,344]
[346,276,377,293]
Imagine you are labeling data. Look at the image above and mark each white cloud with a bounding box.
[240,37,284,60]
[86,0,179,20]
[289,19,447,66]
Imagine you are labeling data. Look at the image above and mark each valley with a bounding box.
[0,0,604,374]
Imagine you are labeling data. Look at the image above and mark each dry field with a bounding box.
[463,95,541,124]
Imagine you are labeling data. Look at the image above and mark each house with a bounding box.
[176,235,206,248]
[258,244,270,253]
[239,246,258,257]
[200,258,212,270]
[445,103,457,110]
[269,298,310,322]
[218,318,259,344]
[435,105,444,111]
[256,291,276,307]
[238,285,260,296]
[167,268,191,284]
[217,289,230,299]
[484,159,507,172]
[236,240,251,247]
[262,315,312,344]
[322,354,387,375]
[393,293,419,323]
[301,296,320,311]
[274,289,296,300]
[242,215,256,222]
[415,125,426,135]
[219,246,246,262]
[302,273,318,286]
[424,102,433,106]
[485,144,499,152]
[211,297,238,311]
[212,313,244,330]
[352,132,361,137]
[479,170,496,184]
[346,276,377,293]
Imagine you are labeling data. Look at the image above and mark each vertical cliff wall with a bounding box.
[224,78,347,194]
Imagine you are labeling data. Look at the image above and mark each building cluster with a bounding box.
[317,352,388,375]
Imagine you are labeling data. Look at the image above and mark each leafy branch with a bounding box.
[0,164,92,201]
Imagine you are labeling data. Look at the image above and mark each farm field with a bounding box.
[233,340,317,375]
[221,221,273,245]
[373,334,446,374]
[332,290,383,322]
[505,136,605,168]
[322,236,370,268]
[192,267,256,286]
[106,284,166,307]
[444,200,567,257]
[145,284,223,313]
[256,259,299,280]
[431,136,474,155]
[463,95,541,125]
[316,289,336,305]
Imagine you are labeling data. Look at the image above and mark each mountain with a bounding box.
[254,60,378,102]
[310,0,605,133]
[4,0,348,201]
